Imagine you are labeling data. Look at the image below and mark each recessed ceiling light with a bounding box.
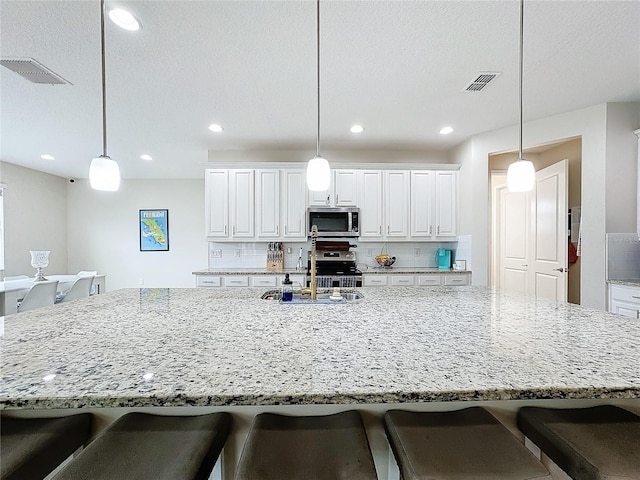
[439,126,454,135]
[140,154,152,161]
[41,154,55,160]
[209,124,224,133]
[108,8,141,31]
[350,125,364,134]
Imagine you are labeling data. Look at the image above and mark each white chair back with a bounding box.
[17,281,59,313]
[77,271,97,277]
[58,276,94,303]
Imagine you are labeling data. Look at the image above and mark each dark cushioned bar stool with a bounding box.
[384,407,551,480]
[517,405,640,480]
[234,410,377,480]
[52,412,231,480]
[1,413,92,480]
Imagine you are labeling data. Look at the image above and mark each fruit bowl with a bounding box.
[375,254,396,267]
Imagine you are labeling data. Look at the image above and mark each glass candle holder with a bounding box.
[30,250,50,282]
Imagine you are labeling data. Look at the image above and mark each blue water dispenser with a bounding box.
[436,248,452,270]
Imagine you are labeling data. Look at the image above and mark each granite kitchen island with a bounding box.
[2,286,639,478]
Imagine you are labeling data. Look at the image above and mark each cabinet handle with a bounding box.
[285,225,288,235]
[276,225,279,235]
[233,225,236,235]
[429,225,432,235]
[632,296,640,299]
[387,225,390,234]
[437,225,440,235]
[224,225,227,235]
[379,225,382,235]
[336,194,339,204]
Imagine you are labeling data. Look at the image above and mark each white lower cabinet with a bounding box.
[363,275,389,286]
[443,274,469,286]
[391,275,415,286]
[251,276,278,288]
[608,284,640,318]
[417,275,442,286]
[196,276,222,287]
[224,276,250,287]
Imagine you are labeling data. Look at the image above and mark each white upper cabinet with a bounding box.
[410,170,457,240]
[256,169,280,239]
[410,171,434,238]
[205,169,229,238]
[384,170,409,239]
[434,171,457,238]
[358,170,384,240]
[205,169,254,239]
[282,169,307,240]
[229,169,255,238]
[308,169,358,206]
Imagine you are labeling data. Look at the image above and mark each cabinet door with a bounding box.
[308,188,332,206]
[610,299,640,318]
[385,170,409,239]
[334,169,358,206]
[282,169,307,239]
[205,169,229,238]
[410,171,434,238]
[229,170,254,238]
[359,170,384,240]
[435,171,457,238]
[256,169,280,239]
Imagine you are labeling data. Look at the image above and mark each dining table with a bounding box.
[0,274,106,315]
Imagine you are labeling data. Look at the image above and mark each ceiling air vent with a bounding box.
[0,58,72,85]
[463,71,501,92]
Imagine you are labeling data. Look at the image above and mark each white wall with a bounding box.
[0,162,68,276]
[605,102,640,232]
[67,178,207,291]
[453,102,640,310]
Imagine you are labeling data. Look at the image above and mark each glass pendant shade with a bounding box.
[89,155,121,191]
[507,159,535,192]
[306,156,330,191]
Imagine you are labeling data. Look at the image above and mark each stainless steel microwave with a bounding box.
[307,207,360,238]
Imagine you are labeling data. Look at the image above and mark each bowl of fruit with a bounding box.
[375,254,396,268]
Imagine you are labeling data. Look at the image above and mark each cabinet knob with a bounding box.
[326,195,330,205]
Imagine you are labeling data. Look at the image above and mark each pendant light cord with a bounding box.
[316,0,320,158]
[100,0,108,157]
[518,0,524,160]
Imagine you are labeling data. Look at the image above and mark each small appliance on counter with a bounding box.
[436,248,452,270]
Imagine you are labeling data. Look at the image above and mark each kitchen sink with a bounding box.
[261,289,364,304]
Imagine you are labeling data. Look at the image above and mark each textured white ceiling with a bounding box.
[1,0,639,179]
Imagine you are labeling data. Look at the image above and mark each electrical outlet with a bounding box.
[415,248,421,257]
[366,249,372,257]
[212,249,222,258]
[287,247,292,254]
[138,278,144,285]
[234,249,241,257]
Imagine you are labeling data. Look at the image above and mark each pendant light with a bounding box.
[306,0,331,192]
[89,0,121,191]
[507,0,535,192]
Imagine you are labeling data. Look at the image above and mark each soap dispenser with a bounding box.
[282,273,293,302]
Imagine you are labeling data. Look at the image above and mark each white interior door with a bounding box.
[499,185,530,293]
[530,160,568,301]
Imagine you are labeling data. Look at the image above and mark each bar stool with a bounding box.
[53,412,231,480]
[234,410,378,480]
[517,405,640,480]
[384,407,551,479]
[1,413,92,480]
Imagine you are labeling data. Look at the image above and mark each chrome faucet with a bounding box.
[310,225,318,301]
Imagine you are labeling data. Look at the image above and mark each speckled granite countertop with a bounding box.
[193,267,470,275]
[608,279,640,287]
[1,286,638,410]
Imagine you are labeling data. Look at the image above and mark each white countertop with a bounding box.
[192,267,470,275]
[1,286,637,410]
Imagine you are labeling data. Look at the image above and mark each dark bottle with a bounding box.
[282,273,293,302]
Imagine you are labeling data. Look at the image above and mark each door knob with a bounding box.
[553,267,568,273]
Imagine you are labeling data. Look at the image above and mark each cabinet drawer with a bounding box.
[391,275,415,286]
[196,276,222,287]
[252,276,277,287]
[610,284,640,304]
[444,274,469,286]
[417,275,442,286]
[364,275,388,286]
[224,276,249,287]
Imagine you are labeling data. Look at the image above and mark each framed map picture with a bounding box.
[139,209,169,251]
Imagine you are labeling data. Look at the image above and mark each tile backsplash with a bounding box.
[606,233,640,280]
[208,237,472,270]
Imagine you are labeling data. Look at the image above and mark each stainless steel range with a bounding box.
[306,248,362,288]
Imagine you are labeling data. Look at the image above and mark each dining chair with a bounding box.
[16,281,59,313]
[56,276,94,303]
[77,271,98,295]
